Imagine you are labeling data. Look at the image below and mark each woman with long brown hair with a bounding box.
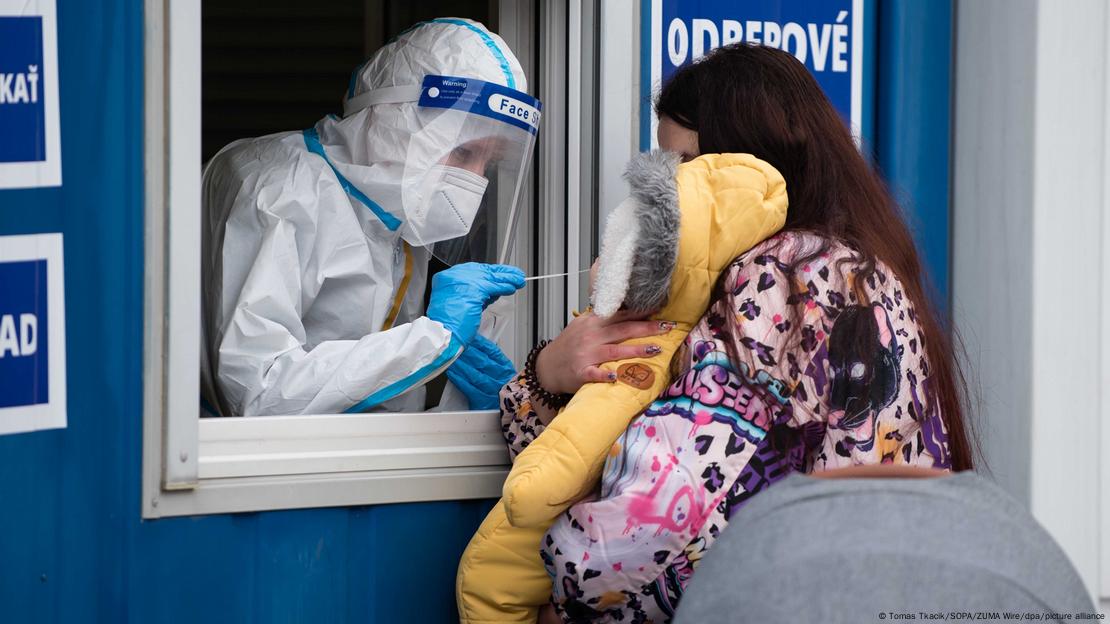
[503,43,975,622]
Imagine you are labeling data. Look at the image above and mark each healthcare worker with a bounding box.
[200,19,541,416]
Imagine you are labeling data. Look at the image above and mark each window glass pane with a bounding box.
[199,1,528,417]
[201,0,367,162]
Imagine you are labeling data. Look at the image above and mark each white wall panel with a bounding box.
[953,0,1106,603]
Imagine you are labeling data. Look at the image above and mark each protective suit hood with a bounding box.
[315,19,537,264]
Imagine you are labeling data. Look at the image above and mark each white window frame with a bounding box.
[141,0,595,518]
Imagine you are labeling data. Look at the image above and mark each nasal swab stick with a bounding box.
[523,268,591,282]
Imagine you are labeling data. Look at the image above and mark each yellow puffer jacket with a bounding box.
[456,151,788,624]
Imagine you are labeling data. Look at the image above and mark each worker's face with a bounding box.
[657,115,699,163]
[443,136,509,177]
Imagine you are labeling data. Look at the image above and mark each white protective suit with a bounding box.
[200,19,530,416]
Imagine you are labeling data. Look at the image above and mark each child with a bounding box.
[455,150,788,623]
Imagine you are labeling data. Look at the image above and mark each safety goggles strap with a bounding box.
[343,85,423,117]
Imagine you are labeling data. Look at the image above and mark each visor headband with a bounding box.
[416,75,542,135]
[343,85,423,117]
[344,76,543,136]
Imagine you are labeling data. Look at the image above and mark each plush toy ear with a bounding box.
[591,150,681,318]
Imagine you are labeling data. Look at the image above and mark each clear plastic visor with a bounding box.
[400,75,541,265]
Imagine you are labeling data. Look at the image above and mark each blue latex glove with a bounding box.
[426,263,525,346]
[446,335,517,410]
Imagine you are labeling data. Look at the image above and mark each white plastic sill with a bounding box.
[197,410,510,479]
[145,410,511,518]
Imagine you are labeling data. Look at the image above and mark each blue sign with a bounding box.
[641,0,869,149]
[0,16,46,163]
[0,259,49,408]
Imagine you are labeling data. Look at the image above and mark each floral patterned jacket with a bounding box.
[500,231,952,623]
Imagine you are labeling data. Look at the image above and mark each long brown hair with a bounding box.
[656,43,976,471]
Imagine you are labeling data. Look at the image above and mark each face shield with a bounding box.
[391,75,541,265]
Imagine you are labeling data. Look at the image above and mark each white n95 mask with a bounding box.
[404,164,489,246]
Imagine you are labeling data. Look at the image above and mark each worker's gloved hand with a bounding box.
[426,263,526,346]
[446,335,517,410]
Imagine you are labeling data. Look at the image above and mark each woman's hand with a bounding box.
[538,604,561,624]
[535,310,675,395]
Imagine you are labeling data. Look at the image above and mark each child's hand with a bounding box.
[535,310,675,395]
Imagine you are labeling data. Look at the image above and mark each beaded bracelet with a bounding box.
[522,339,573,410]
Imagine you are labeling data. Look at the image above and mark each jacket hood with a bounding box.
[593,150,788,319]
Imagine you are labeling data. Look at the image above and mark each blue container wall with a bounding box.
[0,2,493,622]
[0,2,955,622]
[875,0,954,303]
